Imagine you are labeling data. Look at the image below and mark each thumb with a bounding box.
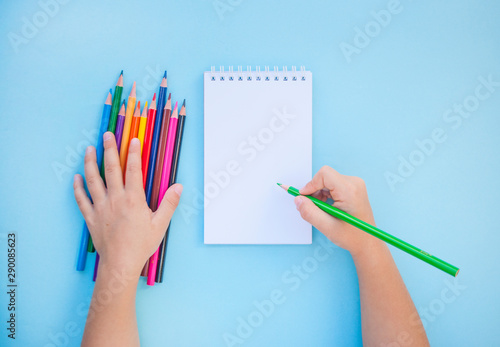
[295,196,340,235]
[153,184,183,229]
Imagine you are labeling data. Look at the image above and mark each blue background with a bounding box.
[0,0,499,346]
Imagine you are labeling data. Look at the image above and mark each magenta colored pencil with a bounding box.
[147,102,179,286]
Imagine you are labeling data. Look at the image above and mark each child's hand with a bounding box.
[296,166,385,258]
[73,132,182,276]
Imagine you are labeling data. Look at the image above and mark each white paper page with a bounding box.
[204,69,312,244]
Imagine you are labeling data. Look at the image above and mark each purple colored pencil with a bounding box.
[93,253,100,281]
[114,102,126,149]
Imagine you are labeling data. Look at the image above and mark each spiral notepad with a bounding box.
[204,66,312,244]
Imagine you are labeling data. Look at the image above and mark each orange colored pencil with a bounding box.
[119,82,136,171]
[123,101,141,180]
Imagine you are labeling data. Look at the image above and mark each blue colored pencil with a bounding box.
[76,90,112,271]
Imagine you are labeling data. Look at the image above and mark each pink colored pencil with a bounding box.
[147,102,179,286]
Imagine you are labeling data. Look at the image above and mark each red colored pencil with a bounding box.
[142,94,157,188]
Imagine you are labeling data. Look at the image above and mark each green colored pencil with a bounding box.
[88,71,124,253]
[278,184,459,277]
[107,71,124,133]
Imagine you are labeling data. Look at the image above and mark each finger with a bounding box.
[153,184,183,230]
[311,189,328,202]
[73,174,93,219]
[83,146,106,202]
[294,196,342,235]
[125,138,143,193]
[103,132,124,192]
[299,166,345,199]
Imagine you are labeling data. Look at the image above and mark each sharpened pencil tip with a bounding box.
[153,93,156,101]
[277,183,282,186]
[130,82,137,98]
[182,99,186,107]
[277,183,289,191]
[168,93,171,100]
[105,90,112,104]
[109,88,112,94]
[120,70,123,75]
[163,71,167,78]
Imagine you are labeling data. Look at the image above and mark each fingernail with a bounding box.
[85,146,92,155]
[294,197,303,209]
[103,132,112,141]
[131,138,140,147]
[174,185,183,196]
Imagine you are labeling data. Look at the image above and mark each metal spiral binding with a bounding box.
[209,66,307,82]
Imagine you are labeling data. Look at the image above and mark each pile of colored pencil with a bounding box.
[76,71,187,286]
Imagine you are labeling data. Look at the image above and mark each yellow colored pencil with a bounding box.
[119,81,136,170]
[138,101,148,154]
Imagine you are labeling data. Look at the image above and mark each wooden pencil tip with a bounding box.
[160,77,167,87]
[278,184,288,191]
[134,101,141,116]
[119,103,126,115]
[171,103,179,118]
[117,73,124,87]
[165,96,172,110]
[179,101,186,116]
[105,91,112,104]
[130,82,136,97]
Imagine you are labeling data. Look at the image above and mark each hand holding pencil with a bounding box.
[286,166,459,276]
[291,166,386,257]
